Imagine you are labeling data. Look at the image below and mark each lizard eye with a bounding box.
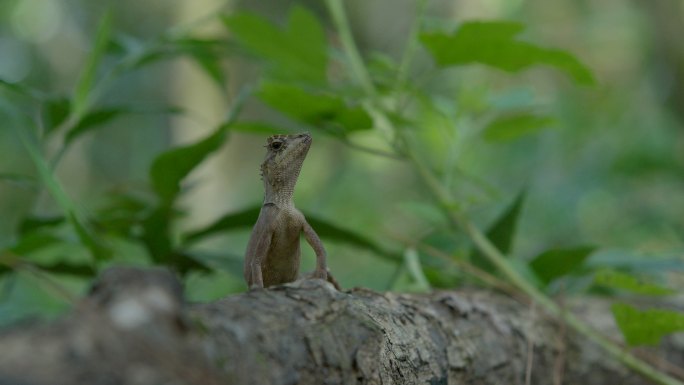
[270,141,283,150]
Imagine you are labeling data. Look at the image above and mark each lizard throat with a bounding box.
[263,178,297,207]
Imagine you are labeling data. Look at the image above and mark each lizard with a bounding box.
[244,132,340,290]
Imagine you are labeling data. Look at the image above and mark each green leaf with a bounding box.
[224,6,327,85]
[529,246,595,285]
[150,124,229,203]
[32,261,96,277]
[19,216,65,235]
[65,108,123,144]
[191,52,227,90]
[585,249,684,273]
[183,205,261,244]
[183,205,402,264]
[612,303,684,346]
[66,106,183,146]
[10,232,63,256]
[42,97,70,135]
[0,78,45,99]
[171,252,212,276]
[420,21,595,85]
[95,192,151,236]
[483,112,555,142]
[305,213,401,263]
[72,10,113,119]
[149,88,249,204]
[140,206,174,263]
[0,173,36,190]
[511,258,545,288]
[258,82,372,132]
[0,254,96,278]
[139,205,213,276]
[160,38,231,90]
[594,270,674,296]
[471,192,525,271]
[175,38,230,88]
[122,37,234,86]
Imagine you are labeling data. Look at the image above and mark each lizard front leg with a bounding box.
[249,258,265,289]
[244,224,273,289]
[302,220,328,281]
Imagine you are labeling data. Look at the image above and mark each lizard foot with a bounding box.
[311,268,328,281]
[305,269,341,290]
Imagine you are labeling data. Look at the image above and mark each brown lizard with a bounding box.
[244,133,339,290]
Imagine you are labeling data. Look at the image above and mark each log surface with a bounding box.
[0,267,677,385]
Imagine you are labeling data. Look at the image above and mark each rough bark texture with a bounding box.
[0,267,680,385]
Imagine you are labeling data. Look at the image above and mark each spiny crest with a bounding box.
[266,134,289,144]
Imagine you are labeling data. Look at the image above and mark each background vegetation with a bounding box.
[1,0,683,382]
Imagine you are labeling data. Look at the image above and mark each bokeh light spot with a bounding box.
[11,0,63,44]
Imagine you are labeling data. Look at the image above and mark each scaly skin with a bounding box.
[244,133,338,289]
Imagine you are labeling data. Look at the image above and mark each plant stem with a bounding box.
[325,2,684,384]
[324,0,376,97]
[394,0,428,94]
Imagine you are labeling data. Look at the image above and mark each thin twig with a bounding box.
[393,0,428,94]
[1,252,78,305]
[418,243,522,296]
[19,264,78,304]
[339,137,405,160]
[553,285,567,385]
[525,302,537,385]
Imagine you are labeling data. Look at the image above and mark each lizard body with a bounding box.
[244,133,337,289]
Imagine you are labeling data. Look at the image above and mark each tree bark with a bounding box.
[0,267,680,385]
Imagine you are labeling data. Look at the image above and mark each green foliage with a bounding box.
[223,6,328,85]
[119,36,234,90]
[66,106,183,146]
[612,303,684,346]
[483,112,555,142]
[41,97,70,135]
[594,270,674,296]
[2,6,683,379]
[257,82,373,133]
[183,205,262,244]
[72,9,113,120]
[8,115,109,262]
[150,124,230,204]
[420,21,595,84]
[471,192,525,271]
[529,246,595,285]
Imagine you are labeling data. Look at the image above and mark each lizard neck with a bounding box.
[263,179,296,208]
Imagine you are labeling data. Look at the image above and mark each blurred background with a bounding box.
[0,0,683,325]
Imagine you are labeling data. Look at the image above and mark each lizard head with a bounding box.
[260,133,312,198]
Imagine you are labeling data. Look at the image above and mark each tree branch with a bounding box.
[0,267,680,385]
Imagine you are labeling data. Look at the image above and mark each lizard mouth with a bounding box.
[297,132,312,143]
[296,133,312,149]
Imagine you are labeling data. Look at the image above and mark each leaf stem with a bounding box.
[394,0,428,94]
[324,0,376,97]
